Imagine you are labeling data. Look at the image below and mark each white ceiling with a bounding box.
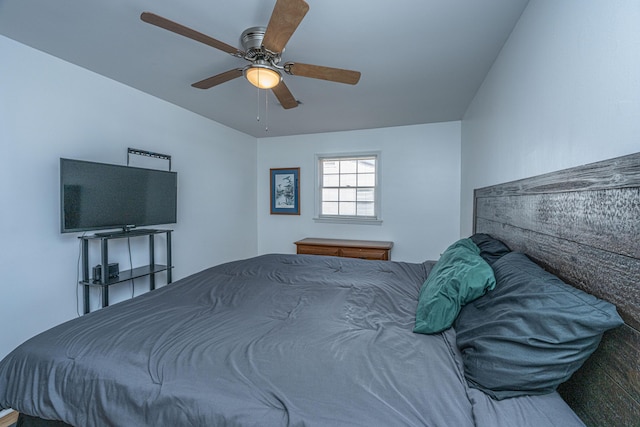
[0,0,529,138]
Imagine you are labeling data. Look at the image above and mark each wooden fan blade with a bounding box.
[141,12,243,56]
[285,62,361,85]
[262,0,309,53]
[192,69,243,89]
[272,81,298,109]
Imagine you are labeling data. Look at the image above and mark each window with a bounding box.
[316,153,381,223]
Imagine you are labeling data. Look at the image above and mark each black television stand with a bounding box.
[79,229,173,314]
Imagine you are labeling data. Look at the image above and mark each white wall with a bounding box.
[0,36,258,359]
[257,122,461,263]
[460,0,640,235]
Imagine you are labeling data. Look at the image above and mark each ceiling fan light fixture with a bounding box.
[244,63,282,89]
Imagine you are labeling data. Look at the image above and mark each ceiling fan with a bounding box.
[140,0,361,109]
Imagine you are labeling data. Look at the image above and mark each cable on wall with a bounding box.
[127,237,135,298]
[76,232,86,317]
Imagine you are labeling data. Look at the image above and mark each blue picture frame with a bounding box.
[270,167,300,215]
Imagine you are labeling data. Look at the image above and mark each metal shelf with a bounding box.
[79,229,173,314]
[81,264,172,287]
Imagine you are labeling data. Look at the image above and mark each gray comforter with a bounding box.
[0,254,584,426]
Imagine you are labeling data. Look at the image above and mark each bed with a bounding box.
[0,152,638,426]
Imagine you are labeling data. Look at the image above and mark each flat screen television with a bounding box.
[60,158,177,233]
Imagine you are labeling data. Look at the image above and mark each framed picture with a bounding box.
[270,167,300,215]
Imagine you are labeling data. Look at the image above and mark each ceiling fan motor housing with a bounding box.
[241,26,282,64]
[241,27,266,51]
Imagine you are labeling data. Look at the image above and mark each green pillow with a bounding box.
[414,238,496,334]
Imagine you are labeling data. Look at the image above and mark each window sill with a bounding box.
[313,217,383,226]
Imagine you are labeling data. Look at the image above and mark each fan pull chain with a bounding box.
[265,88,269,132]
[253,67,268,132]
[256,69,261,122]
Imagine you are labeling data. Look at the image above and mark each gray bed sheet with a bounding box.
[0,254,584,426]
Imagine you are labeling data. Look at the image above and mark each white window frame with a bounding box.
[314,151,382,225]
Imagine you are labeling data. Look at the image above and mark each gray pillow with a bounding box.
[454,252,623,400]
[470,233,511,266]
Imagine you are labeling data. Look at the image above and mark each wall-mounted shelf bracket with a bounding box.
[127,148,172,171]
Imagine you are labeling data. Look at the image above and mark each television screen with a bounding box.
[60,158,177,233]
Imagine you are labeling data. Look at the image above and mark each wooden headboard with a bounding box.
[473,152,640,427]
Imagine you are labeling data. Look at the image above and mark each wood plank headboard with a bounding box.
[473,152,640,427]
